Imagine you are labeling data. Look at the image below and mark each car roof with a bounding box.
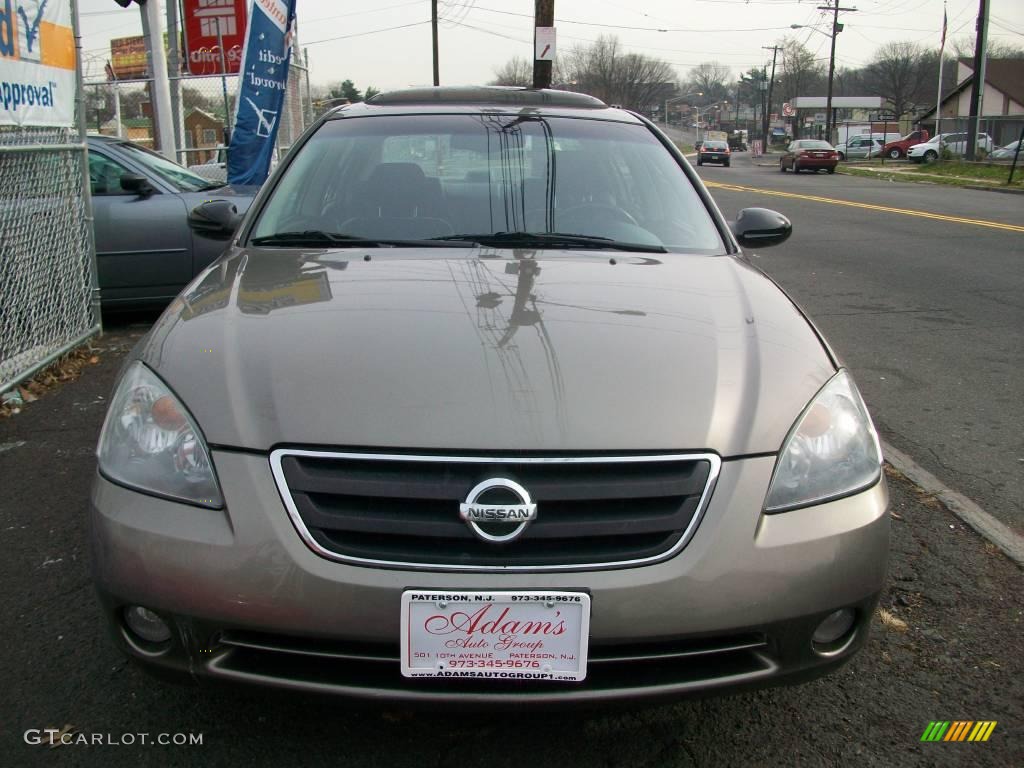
[326,86,644,124]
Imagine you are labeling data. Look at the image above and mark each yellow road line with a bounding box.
[704,181,1024,233]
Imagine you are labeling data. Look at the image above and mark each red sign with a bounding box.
[183,0,248,76]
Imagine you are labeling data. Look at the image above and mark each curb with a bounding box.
[883,441,1024,568]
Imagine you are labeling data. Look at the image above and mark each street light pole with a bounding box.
[663,92,703,127]
[431,0,440,86]
[762,45,780,151]
[817,3,857,143]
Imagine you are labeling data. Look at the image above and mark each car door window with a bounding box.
[89,152,134,195]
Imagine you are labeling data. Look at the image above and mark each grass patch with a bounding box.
[903,160,1022,183]
[837,163,1024,189]
[673,141,695,155]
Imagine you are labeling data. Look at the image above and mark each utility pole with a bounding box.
[166,0,184,160]
[431,0,440,86]
[762,45,780,151]
[533,0,554,89]
[966,0,989,160]
[138,0,177,161]
[817,2,857,144]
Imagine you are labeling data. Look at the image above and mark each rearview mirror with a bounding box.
[732,208,792,248]
[189,199,242,240]
[120,173,154,197]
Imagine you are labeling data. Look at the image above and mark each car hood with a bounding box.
[140,248,836,455]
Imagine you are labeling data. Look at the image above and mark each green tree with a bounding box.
[329,79,363,102]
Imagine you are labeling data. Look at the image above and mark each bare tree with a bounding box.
[687,62,732,104]
[862,42,933,117]
[560,35,677,111]
[777,38,824,103]
[490,57,533,87]
[952,36,1024,60]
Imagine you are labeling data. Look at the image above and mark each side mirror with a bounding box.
[732,208,792,248]
[120,173,154,197]
[189,199,242,240]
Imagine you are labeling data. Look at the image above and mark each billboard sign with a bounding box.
[110,35,148,80]
[0,0,76,126]
[183,0,248,75]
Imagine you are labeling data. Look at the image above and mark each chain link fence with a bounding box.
[83,53,313,173]
[926,115,1024,158]
[827,116,1024,160]
[0,122,99,396]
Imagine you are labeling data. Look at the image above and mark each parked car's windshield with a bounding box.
[250,115,724,251]
[115,141,219,192]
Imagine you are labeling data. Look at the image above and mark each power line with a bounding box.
[304,1,425,25]
[470,5,795,33]
[305,20,432,47]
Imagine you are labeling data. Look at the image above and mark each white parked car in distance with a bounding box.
[188,146,281,182]
[834,136,884,161]
[907,132,994,163]
[187,146,228,182]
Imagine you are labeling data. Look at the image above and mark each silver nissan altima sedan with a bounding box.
[91,87,888,705]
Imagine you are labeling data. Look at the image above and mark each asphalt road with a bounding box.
[1,323,1021,767]
[694,154,1024,534]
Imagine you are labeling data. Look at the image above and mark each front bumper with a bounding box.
[90,451,889,704]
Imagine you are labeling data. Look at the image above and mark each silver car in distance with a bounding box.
[91,87,888,705]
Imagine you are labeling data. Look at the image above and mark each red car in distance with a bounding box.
[881,129,929,160]
[780,140,839,174]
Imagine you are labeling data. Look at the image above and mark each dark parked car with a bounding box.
[780,140,839,174]
[87,135,258,308]
[697,139,730,167]
[92,87,888,706]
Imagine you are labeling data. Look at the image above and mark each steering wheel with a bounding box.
[556,203,640,230]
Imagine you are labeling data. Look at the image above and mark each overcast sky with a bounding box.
[78,0,1024,90]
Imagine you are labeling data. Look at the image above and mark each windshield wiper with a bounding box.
[250,231,474,248]
[432,232,667,253]
[198,181,228,191]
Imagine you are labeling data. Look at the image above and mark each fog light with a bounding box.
[813,608,856,645]
[124,606,172,644]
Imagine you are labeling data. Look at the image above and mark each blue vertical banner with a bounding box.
[227,0,297,186]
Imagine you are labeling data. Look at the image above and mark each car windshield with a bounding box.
[250,114,723,252]
[796,141,833,149]
[115,141,221,192]
[703,141,727,150]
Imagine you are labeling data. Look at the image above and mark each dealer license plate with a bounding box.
[401,590,591,681]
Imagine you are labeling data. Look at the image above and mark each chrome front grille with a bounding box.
[270,450,720,572]
[213,629,772,698]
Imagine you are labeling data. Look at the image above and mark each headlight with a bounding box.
[764,370,882,513]
[97,362,223,508]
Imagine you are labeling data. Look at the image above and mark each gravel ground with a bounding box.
[0,324,1020,767]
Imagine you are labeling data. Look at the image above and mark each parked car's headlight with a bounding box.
[764,370,882,513]
[97,362,222,508]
